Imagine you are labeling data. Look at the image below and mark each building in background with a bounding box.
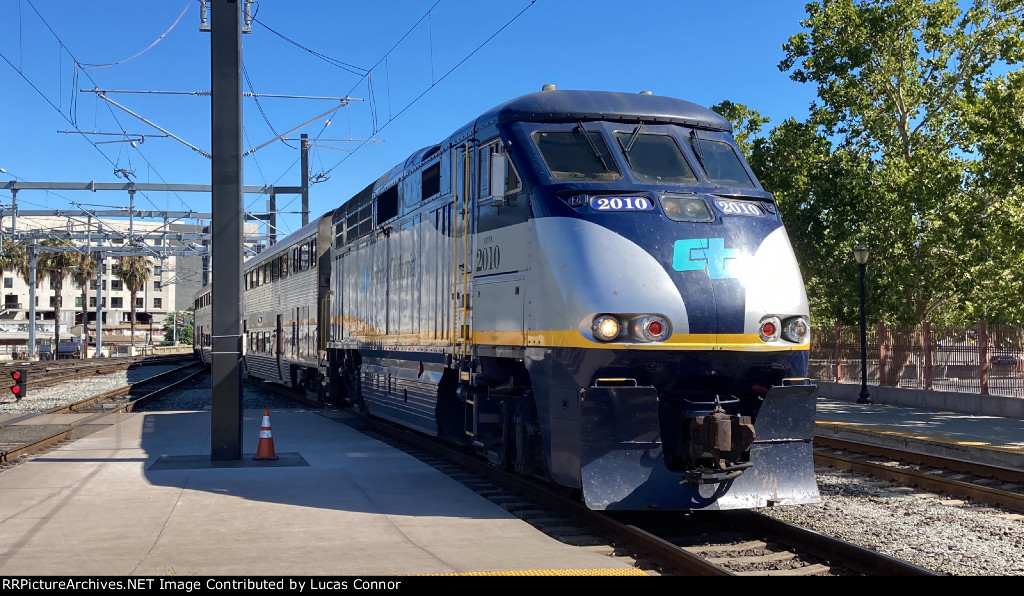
[0,215,261,358]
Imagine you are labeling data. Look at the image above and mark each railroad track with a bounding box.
[312,405,941,576]
[0,361,205,466]
[2,354,191,394]
[813,436,1024,515]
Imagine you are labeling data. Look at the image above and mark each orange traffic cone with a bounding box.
[254,408,278,460]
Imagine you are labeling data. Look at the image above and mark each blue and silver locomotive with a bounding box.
[224,85,820,511]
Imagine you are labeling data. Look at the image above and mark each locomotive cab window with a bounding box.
[533,127,622,181]
[478,141,522,203]
[614,131,698,184]
[685,134,755,188]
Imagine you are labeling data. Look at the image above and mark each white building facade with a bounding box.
[1,215,260,357]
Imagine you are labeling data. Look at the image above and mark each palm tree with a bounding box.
[0,239,28,286]
[115,248,151,345]
[36,238,81,349]
[71,250,98,355]
[1,239,18,282]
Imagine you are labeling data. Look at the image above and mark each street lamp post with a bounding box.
[853,245,872,404]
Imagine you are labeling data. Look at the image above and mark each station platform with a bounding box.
[0,408,647,577]
[814,384,1024,472]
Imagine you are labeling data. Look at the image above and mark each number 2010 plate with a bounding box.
[589,196,654,211]
[714,199,764,216]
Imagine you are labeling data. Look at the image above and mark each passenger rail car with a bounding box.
[240,219,324,390]
[192,286,211,364]
[220,86,820,511]
[193,219,325,394]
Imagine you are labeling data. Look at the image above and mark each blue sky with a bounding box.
[1,0,820,239]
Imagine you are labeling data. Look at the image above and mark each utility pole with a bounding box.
[301,133,309,226]
[209,0,245,461]
[95,246,104,358]
[27,244,36,359]
[82,218,91,360]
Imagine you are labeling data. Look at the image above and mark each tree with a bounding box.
[1,239,80,351]
[35,239,81,349]
[710,100,770,157]
[115,249,151,345]
[70,251,98,352]
[1,239,22,283]
[0,240,29,286]
[161,310,194,346]
[771,0,1024,326]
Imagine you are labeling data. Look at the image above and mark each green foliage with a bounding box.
[710,100,769,156]
[115,249,152,338]
[755,0,1024,326]
[35,239,81,346]
[161,310,193,346]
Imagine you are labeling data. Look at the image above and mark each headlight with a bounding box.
[592,315,621,342]
[782,316,810,343]
[758,316,781,342]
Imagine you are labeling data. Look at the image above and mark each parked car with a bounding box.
[990,354,1019,366]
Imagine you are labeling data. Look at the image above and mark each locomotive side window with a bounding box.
[614,132,698,184]
[334,222,345,248]
[422,162,440,200]
[532,128,622,181]
[685,134,755,188]
[376,185,399,225]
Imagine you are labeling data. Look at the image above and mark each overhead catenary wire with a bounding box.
[316,0,537,181]
[78,0,192,70]
[6,1,200,214]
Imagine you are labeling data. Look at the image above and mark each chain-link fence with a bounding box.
[809,320,1024,398]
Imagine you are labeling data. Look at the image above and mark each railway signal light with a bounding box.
[9,369,26,400]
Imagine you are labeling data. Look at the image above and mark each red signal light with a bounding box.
[9,369,26,399]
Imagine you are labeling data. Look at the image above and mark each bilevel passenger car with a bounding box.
[197,85,821,511]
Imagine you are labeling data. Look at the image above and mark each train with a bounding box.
[195,85,821,511]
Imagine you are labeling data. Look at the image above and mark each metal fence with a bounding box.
[809,320,1024,398]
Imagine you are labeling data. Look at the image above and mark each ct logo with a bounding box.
[672,238,739,279]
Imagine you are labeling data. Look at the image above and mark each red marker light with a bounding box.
[10,370,25,398]
[761,321,776,337]
[647,320,663,337]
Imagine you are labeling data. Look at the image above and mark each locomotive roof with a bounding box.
[478,88,733,131]
[340,88,735,215]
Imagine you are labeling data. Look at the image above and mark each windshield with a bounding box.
[684,135,755,188]
[532,128,622,181]
[614,131,698,184]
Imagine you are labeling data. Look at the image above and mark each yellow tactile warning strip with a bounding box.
[816,420,1024,454]
[420,568,651,576]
